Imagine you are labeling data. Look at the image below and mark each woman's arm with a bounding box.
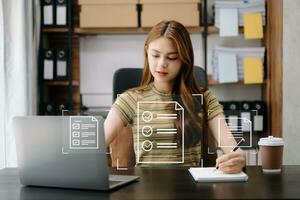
[208,113,246,173]
[104,107,127,146]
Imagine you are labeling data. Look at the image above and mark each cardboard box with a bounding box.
[78,0,138,28]
[140,0,201,27]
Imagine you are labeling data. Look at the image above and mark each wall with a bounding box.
[283,0,300,165]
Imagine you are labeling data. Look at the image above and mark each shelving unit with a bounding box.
[38,0,80,115]
[42,28,69,33]
[44,80,80,86]
[203,0,282,138]
[38,0,282,138]
[75,27,203,34]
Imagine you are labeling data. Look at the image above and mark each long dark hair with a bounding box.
[139,20,207,148]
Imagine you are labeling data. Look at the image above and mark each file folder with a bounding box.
[252,101,264,132]
[241,101,252,132]
[218,52,238,83]
[219,8,238,37]
[56,0,68,26]
[241,101,260,148]
[243,57,264,84]
[224,101,240,133]
[43,49,54,80]
[42,0,55,26]
[243,12,263,39]
[55,48,68,80]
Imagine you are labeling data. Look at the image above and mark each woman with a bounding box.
[105,20,245,173]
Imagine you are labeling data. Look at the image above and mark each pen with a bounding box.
[215,138,245,170]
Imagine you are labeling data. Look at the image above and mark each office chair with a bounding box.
[111,66,217,167]
[113,66,206,100]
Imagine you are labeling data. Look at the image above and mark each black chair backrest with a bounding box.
[113,66,206,100]
[113,68,143,100]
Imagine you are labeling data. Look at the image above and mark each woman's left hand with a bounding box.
[216,149,246,174]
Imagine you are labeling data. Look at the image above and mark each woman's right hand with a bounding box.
[215,149,246,174]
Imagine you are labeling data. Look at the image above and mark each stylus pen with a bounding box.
[215,138,245,170]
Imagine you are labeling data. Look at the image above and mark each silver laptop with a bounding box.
[13,116,139,190]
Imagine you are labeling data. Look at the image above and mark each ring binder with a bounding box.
[43,49,55,80]
[252,101,264,132]
[55,48,68,80]
[56,0,68,26]
[241,101,252,132]
[42,0,55,26]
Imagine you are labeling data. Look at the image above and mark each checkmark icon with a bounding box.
[142,126,153,137]
[141,140,153,152]
[142,111,153,122]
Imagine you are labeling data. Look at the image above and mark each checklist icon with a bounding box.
[69,116,99,150]
[137,101,185,164]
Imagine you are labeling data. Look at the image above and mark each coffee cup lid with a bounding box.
[258,136,284,146]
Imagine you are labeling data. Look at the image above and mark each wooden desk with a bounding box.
[1,166,300,199]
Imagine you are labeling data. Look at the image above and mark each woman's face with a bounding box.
[147,37,182,85]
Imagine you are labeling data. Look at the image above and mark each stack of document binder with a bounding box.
[42,0,68,27]
[214,0,266,28]
[212,46,265,83]
[42,48,69,80]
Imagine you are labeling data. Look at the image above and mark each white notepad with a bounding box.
[188,167,248,182]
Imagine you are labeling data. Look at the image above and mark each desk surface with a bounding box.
[1,166,300,200]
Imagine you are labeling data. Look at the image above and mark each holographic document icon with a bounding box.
[137,101,184,164]
[69,116,99,149]
[218,117,252,148]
